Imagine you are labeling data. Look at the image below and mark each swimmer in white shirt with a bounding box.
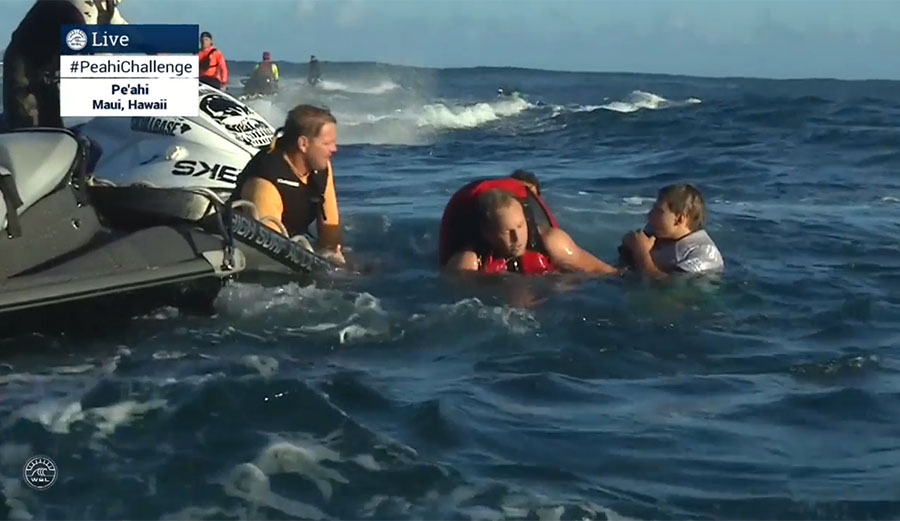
[619,183,724,279]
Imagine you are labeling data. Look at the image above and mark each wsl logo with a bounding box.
[65,28,88,51]
[63,27,131,53]
[23,455,58,490]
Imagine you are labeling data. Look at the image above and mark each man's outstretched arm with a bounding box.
[542,228,621,275]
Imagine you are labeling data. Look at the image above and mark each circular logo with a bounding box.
[23,456,57,490]
[65,29,88,51]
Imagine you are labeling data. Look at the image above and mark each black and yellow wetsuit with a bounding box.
[229,148,342,248]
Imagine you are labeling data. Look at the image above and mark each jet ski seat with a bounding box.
[0,128,81,233]
[0,128,102,279]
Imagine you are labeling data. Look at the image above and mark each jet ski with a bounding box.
[66,84,341,280]
[0,127,246,338]
[86,182,341,281]
[69,83,276,200]
[239,76,279,101]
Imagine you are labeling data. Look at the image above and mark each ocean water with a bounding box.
[2,61,900,520]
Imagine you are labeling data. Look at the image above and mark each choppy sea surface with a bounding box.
[1,61,900,520]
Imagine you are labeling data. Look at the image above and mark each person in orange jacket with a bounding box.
[197,31,228,90]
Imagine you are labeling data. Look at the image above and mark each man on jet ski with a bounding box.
[440,177,619,275]
[308,55,322,86]
[497,87,521,98]
[244,51,279,96]
[229,104,345,265]
[2,0,121,130]
[198,31,228,90]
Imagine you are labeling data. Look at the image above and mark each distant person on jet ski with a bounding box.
[198,31,228,90]
[440,176,619,275]
[307,55,321,86]
[245,51,279,96]
[229,104,345,265]
[497,87,526,99]
[2,0,120,130]
[496,87,543,106]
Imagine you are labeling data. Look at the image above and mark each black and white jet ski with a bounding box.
[70,83,274,199]
[0,127,246,337]
[67,84,341,280]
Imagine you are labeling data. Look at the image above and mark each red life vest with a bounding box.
[480,250,555,275]
[198,47,227,85]
[438,177,559,275]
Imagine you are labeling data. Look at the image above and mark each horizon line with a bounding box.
[224,58,900,83]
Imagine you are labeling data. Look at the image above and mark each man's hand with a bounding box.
[623,229,655,256]
[623,231,669,279]
[95,0,116,25]
[319,245,346,266]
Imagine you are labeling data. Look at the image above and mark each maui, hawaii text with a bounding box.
[93,83,167,111]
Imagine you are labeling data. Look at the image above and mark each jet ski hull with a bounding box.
[240,77,279,101]
[87,184,339,279]
[1,224,246,338]
[0,128,245,338]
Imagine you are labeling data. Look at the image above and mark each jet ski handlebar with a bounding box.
[85,176,340,274]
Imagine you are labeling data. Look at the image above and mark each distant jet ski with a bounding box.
[307,55,322,86]
[497,87,544,106]
[239,51,280,100]
[239,76,279,101]
[497,87,523,98]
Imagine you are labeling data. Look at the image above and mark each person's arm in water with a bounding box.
[541,227,621,275]
[316,162,345,264]
[272,63,279,81]
[239,178,284,233]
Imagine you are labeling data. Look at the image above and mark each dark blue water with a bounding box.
[2,62,900,520]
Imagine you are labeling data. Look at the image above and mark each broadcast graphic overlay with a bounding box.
[60,24,199,117]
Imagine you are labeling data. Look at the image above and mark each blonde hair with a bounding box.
[476,189,521,229]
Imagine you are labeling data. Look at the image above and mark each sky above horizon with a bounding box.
[1,0,898,80]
